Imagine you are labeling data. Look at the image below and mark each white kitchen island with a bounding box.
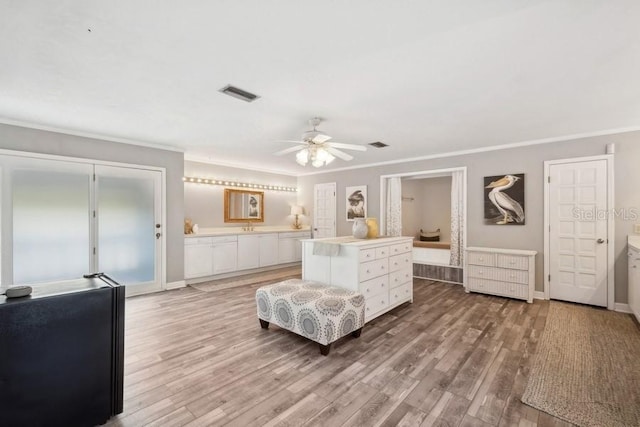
[302,236,413,322]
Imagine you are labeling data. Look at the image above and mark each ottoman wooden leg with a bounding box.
[319,343,331,356]
[259,319,269,329]
[351,327,363,338]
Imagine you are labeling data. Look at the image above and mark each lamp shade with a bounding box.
[291,205,304,216]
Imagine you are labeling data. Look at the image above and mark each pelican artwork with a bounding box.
[485,174,525,225]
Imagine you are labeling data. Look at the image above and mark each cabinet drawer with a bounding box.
[466,278,528,300]
[365,293,389,320]
[390,242,412,255]
[359,275,388,299]
[389,267,412,288]
[467,265,528,285]
[185,237,213,245]
[211,235,237,244]
[359,248,376,263]
[467,251,496,267]
[389,253,412,272]
[359,259,388,282]
[496,254,528,270]
[375,246,389,259]
[278,231,310,239]
[390,282,412,305]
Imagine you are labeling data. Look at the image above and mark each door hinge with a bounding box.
[548,274,551,281]
[93,247,96,255]
[93,210,96,218]
[93,173,96,182]
[547,176,550,183]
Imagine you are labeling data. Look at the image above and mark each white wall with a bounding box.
[297,130,640,303]
[402,176,452,242]
[184,161,298,228]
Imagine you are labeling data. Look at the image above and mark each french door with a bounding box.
[1,155,163,295]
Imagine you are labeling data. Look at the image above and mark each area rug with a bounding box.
[190,266,301,292]
[521,301,640,426]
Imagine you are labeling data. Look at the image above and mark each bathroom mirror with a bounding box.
[224,189,264,223]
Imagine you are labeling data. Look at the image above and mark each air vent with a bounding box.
[369,141,388,148]
[218,85,260,102]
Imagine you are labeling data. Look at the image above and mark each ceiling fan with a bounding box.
[274,117,366,167]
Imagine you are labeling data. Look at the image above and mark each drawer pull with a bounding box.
[510,261,516,264]
[478,271,483,275]
[479,257,484,261]
[510,274,515,278]
[366,269,370,274]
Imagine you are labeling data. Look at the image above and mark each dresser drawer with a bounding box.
[389,253,412,273]
[365,293,389,320]
[359,248,376,263]
[389,267,412,288]
[375,246,389,259]
[466,278,528,300]
[390,242,412,255]
[497,254,529,270]
[390,282,412,305]
[467,265,528,285]
[359,275,388,299]
[359,258,388,282]
[467,251,496,267]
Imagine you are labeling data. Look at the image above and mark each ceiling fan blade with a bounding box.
[325,146,354,161]
[326,141,367,151]
[274,145,307,156]
[312,134,332,143]
[275,140,308,145]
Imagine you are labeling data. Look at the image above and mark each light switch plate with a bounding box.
[634,224,640,234]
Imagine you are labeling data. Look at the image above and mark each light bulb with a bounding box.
[296,148,309,166]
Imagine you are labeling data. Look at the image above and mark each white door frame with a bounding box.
[380,167,467,248]
[543,154,615,310]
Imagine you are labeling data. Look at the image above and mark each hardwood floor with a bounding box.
[105,271,573,427]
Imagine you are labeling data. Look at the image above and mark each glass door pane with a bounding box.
[95,165,161,293]
[7,157,92,285]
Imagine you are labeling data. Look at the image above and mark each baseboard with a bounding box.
[166,280,186,290]
[614,303,632,313]
[534,291,546,300]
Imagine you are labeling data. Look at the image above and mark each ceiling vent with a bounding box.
[369,141,388,148]
[218,85,260,102]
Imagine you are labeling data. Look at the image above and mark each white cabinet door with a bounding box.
[237,236,260,270]
[278,238,296,264]
[259,234,279,267]
[212,242,237,274]
[185,244,214,279]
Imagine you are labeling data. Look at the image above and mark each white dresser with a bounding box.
[464,247,537,303]
[302,236,413,322]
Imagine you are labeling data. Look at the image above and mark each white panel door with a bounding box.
[313,182,336,238]
[95,165,162,296]
[549,160,608,307]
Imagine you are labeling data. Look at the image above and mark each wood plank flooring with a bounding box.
[105,270,573,427]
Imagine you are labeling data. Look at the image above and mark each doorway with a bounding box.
[313,182,336,238]
[544,155,614,309]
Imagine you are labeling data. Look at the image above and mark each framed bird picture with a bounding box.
[484,173,525,225]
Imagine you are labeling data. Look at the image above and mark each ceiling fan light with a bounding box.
[312,158,324,168]
[296,148,309,166]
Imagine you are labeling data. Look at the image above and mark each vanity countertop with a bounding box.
[185,226,311,238]
[629,235,640,251]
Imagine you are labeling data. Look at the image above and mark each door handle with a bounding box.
[156,232,162,239]
[597,238,605,244]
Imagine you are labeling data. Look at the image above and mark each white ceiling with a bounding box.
[1,1,639,175]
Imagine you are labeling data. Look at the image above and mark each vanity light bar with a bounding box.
[182,176,297,192]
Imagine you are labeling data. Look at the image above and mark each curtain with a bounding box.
[450,170,464,266]
[385,177,403,236]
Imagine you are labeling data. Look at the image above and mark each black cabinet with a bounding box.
[0,276,124,427]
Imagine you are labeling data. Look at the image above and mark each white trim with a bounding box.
[166,280,186,290]
[379,167,467,255]
[615,303,632,313]
[534,291,546,300]
[413,276,463,285]
[0,118,184,153]
[544,154,615,310]
[298,126,640,177]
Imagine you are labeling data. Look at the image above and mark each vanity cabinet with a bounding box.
[278,231,310,263]
[237,233,278,270]
[302,236,413,322]
[185,236,238,279]
[464,247,536,303]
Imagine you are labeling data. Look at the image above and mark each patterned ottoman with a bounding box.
[255,278,365,355]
